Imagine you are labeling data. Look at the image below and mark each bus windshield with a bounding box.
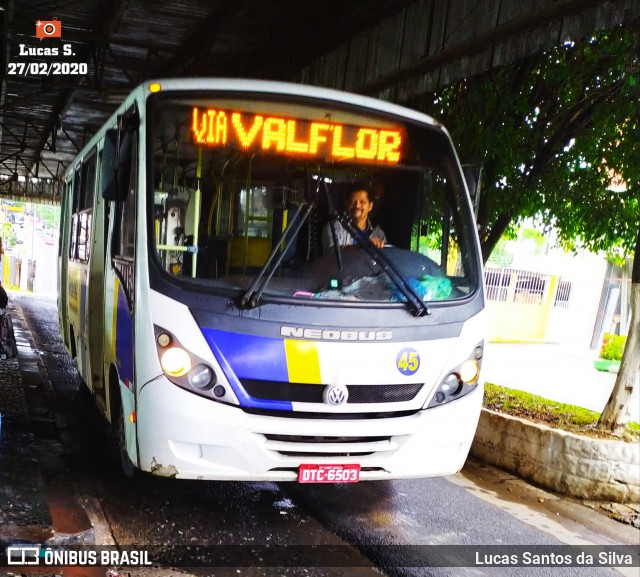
[149,93,479,307]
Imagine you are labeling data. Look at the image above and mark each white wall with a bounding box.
[543,251,607,348]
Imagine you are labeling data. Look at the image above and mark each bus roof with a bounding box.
[145,78,443,129]
[65,78,447,178]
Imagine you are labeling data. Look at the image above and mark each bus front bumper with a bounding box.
[136,377,484,481]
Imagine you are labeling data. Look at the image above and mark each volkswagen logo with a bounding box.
[323,384,349,406]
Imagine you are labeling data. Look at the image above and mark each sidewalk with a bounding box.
[482,341,640,422]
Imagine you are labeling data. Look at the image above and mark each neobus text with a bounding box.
[280,326,393,341]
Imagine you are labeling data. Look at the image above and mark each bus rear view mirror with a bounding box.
[101,110,137,202]
[101,128,121,201]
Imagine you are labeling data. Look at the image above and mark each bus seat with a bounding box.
[228,236,270,274]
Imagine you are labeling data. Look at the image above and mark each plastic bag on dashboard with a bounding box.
[390,275,452,302]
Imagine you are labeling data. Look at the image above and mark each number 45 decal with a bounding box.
[396,347,420,375]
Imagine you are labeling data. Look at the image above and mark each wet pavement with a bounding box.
[0,298,95,551]
[0,297,134,577]
[0,294,393,576]
[0,300,54,543]
[1,292,638,577]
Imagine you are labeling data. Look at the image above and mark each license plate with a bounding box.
[298,464,360,483]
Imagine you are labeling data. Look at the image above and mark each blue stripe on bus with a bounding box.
[202,329,289,380]
[115,284,134,388]
[201,328,292,411]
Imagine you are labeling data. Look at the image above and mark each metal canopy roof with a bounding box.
[0,0,637,202]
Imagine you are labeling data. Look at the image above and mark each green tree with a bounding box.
[418,25,638,432]
[34,204,61,231]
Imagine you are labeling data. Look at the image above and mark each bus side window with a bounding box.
[228,185,272,274]
[77,153,97,263]
[76,212,92,262]
[68,152,96,263]
[69,167,81,260]
[69,214,78,260]
[59,180,72,256]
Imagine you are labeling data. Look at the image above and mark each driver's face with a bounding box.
[347,190,373,228]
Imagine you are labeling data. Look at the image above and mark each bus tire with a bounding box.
[114,396,138,480]
[69,325,77,358]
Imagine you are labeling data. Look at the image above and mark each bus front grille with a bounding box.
[260,433,396,458]
[241,379,423,404]
[241,407,420,419]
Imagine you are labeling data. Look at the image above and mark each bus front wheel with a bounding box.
[115,400,138,480]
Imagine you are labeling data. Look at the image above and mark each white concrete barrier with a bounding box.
[470,409,640,503]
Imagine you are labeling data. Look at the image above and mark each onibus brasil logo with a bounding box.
[5,545,152,567]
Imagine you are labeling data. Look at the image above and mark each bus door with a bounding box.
[58,178,73,352]
[72,151,104,398]
[101,109,138,426]
[86,149,107,406]
[67,161,94,384]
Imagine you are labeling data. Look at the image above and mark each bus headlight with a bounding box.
[459,359,479,383]
[161,347,192,377]
[157,332,172,347]
[154,325,234,405]
[441,373,461,394]
[425,342,483,409]
[188,364,215,390]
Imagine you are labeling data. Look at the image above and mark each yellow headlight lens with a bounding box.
[161,347,192,377]
[459,359,479,383]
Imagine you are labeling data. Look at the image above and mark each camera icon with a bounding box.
[35,18,62,40]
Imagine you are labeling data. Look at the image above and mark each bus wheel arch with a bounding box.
[107,363,119,424]
[108,363,138,479]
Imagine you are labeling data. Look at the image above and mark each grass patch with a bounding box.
[483,383,639,442]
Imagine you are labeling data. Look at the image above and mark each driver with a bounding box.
[322,183,386,254]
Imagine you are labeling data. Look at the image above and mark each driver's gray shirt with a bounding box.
[322,219,387,255]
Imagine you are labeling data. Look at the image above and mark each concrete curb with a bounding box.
[470,409,640,504]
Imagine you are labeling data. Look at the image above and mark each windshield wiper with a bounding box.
[239,175,430,316]
[239,201,314,308]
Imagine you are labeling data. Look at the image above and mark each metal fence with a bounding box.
[553,279,572,309]
[484,268,511,301]
[485,267,572,307]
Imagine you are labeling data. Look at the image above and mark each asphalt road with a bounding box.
[10,292,639,577]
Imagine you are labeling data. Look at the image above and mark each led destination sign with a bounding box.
[191,107,403,164]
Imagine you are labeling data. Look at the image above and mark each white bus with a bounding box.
[58,78,485,482]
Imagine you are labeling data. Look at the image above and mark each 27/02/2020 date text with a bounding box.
[7,61,88,75]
